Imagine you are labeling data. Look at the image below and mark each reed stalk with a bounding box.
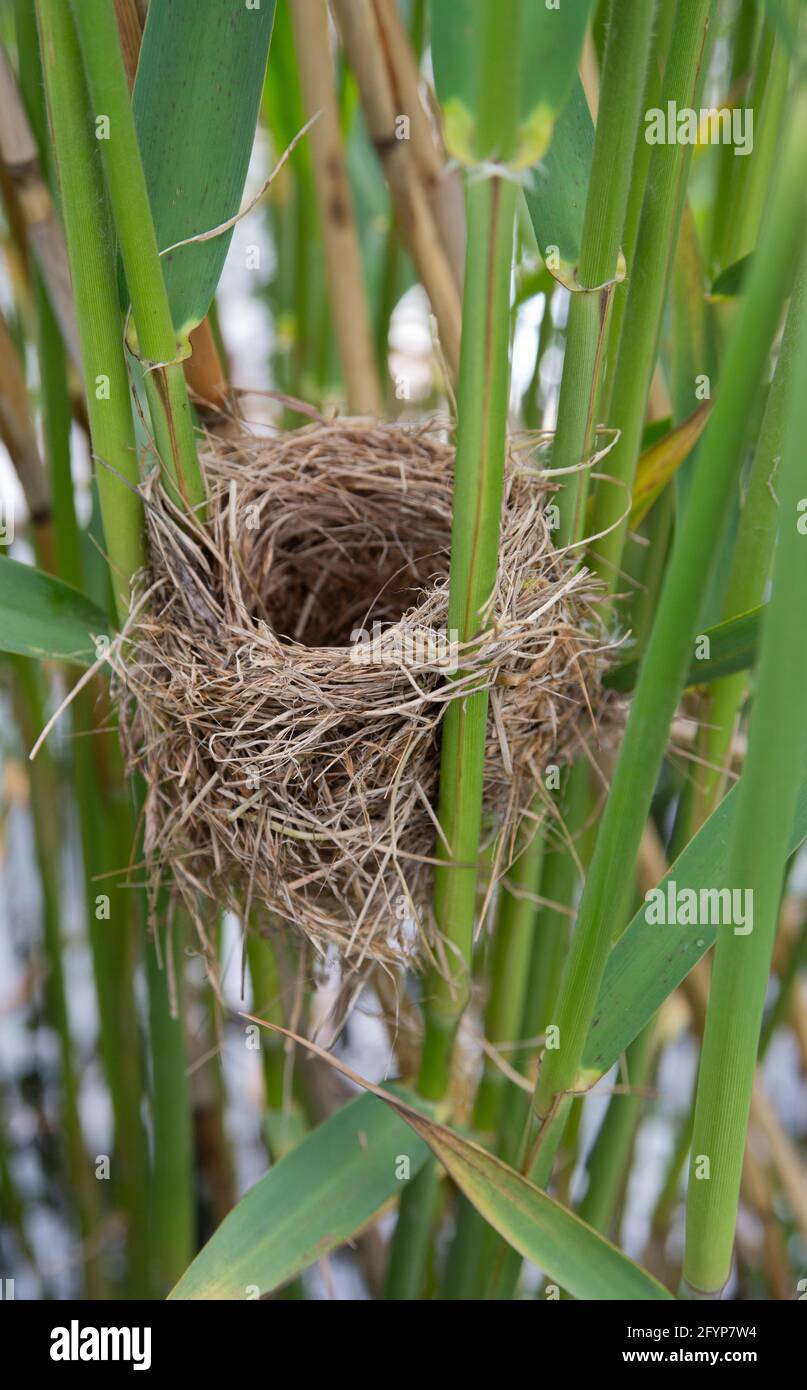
[289,0,383,415]
[709,0,760,269]
[678,266,805,838]
[441,818,545,1298]
[332,0,463,379]
[36,0,145,621]
[602,0,677,412]
[37,0,197,1295]
[15,4,152,1295]
[552,0,656,545]
[418,201,517,1085]
[588,0,715,589]
[577,1020,656,1234]
[384,0,522,1298]
[721,0,796,265]
[145,914,194,1292]
[11,658,105,1297]
[530,86,807,1171]
[68,0,205,513]
[683,227,807,1297]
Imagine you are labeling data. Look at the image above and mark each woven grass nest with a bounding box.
[116,418,613,970]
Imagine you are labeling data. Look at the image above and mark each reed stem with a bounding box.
[531,86,807,1165]
[588,0,715,589]
[683,234,807,1297]
[679,266,805,837]
[289,0,383,415]
[69,0,205,513]
[552,0,656,545]
[37,0,145,622]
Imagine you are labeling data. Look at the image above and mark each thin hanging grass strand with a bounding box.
[158,115,319,255]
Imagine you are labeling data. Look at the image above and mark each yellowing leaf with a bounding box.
[631,402,711,528]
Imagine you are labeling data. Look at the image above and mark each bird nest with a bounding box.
[115,419,613,970]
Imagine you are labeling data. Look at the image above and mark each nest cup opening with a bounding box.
[243,431,453,649]
[117,419,612,971]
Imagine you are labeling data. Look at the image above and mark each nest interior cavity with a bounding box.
[117,419,611,970]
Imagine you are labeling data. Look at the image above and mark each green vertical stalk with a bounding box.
[419,135,521,1092]
[474,829,547,1137]
[14,0,83,588]
[457,5,654,1294]
[73,705,151,1295]
[603,0,677,410]
[247,928,287,1115]
[146,913,194,1293]
[709,0,760,268]
[508,790,590,1141]
[36,0,145,623]
[721,1,795,266]
[417,175,517,1089]
[441,821,545,1298]
[36,284,81,584]
[69,0,205,514]
[530,89,807,1171]
[386,0,522,1299]
[481,758,591,1298]
[247,925,308,1160]
[31,2,152,1293]
[244,927,305,1303]
[626,488,675,655]
[37,0,195,1293]
[589,0,715,589]
[383,1161,442,1301]
[577,1020,656,1233]
[11,659,105,1298]
[387,164,518,1299]
[17,29,150,1279]
[553,0,657,544]
[523,288,554,429]
[682,247,807,1298]
[678,268,805,837]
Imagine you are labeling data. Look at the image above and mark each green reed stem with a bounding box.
[37,0,146,622]
[479,760,591,1299]
[678,266,805,839]
[441,818,546,1298]
[531,86,807,1170]
[387,170,517,1295]
[589,0,715,589]
[145,913,194,1293]
[18,6,151,1293]
[603,0,677,414]
[11,659,105,1297]
[418,74,521,1093]
[69,0,205,514]
[709,0,760,269]
[386,0,522,1300]
[722,1,795,266]
[383,1161,442,1301]
[578,1020,656,1234]
[553,0,656,545]
[683,231,807,1298]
